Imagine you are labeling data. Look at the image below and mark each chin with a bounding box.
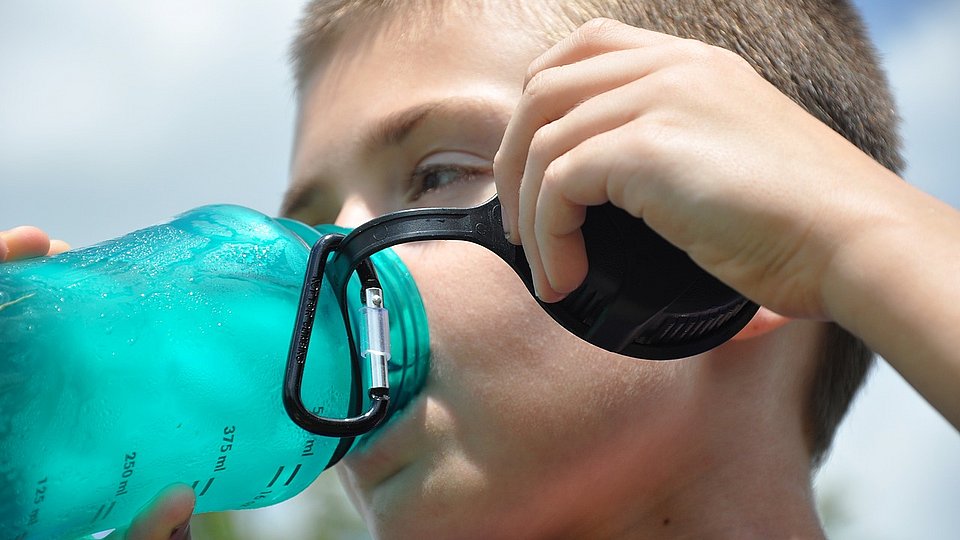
[347,452,522,540]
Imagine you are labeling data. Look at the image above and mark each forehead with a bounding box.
[289,3,548,175]
[301,1,550,105]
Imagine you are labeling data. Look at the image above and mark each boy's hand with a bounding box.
[125,484,195,540]
[494,18,898,319]
[0,226,70,261]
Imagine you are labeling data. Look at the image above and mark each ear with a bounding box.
[730,307,792,341]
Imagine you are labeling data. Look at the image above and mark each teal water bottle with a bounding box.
[0,205,429,539]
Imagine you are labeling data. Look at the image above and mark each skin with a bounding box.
[493,18,960,432]
[132,6,825,539]
[276,8,822,539]
[11,5,959,540]
[0,226,68,262]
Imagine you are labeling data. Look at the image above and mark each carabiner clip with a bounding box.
[282,232,390,437]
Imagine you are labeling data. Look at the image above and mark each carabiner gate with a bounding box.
[282,232,390,438]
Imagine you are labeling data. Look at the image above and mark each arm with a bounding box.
[493,19,960,429]
[820,179,960,429]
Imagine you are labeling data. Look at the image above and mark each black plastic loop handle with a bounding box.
[333,197,759,360]
[283,196,759,443]
[283,232,389,437]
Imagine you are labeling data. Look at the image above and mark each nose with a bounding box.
[334,195,377,229]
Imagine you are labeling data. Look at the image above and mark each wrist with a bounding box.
[819,167,960,337]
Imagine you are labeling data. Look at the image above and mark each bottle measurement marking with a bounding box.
[301,439,315,457]
[266,467,283,488]
[190,425,235,497]
[214,425,235,472]
[91,501,116,523]
[115,452,137,497]
[239,462,304,508]
[191,477,216,497]
[26,477,48,527]
[266,464,303,488]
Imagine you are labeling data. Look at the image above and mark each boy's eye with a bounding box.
[406,162,493,205]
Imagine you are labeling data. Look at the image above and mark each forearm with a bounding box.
[822,172,960,430]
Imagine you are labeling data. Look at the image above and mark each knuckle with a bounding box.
[541,158,562,187]
[576,17,622,42]
[719,47,757,73]
[632,115,674,154]
[676,38,746,72]
[524,54,564,90]
[542,152,574,196]
[523,61,543,89]
[653,65,690,95]
[523,68,551,100]
[674,38,715,65]
[522,65,564,106]
[527,123,559,163]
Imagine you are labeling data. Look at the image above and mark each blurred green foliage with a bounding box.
[189,471,369,540]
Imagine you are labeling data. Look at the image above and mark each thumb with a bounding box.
[125,484,196,540]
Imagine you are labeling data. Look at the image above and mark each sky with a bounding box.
[1,1,959,539]
[816,1,960,538]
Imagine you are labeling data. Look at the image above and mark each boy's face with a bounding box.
[287,6,706,538]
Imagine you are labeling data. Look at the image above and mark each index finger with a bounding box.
[494,19,672,241]
[523,18,672,88]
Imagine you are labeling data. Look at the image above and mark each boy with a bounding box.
[6,0,958,538]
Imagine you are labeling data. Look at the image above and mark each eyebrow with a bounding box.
[361,101,445,154]
[283,98,510,219]
[280,104,441,219]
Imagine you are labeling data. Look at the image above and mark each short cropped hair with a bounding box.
[290,0,903,467]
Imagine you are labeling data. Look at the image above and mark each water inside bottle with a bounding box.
[0,206,357,538]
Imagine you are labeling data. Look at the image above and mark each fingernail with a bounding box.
[498,206,511,241]
[170,523,191,540]
[504,226,520,245]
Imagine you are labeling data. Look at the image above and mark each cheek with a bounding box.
[395,240,689,451]
[385,241,701,529]
[397,241,559,377]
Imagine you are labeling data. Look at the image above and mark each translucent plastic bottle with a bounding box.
[0,205,429,539]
